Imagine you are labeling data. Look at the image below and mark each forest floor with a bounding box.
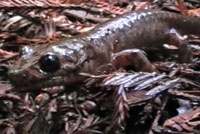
[1,0,200,134]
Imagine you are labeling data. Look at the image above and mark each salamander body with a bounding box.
[9,10,200,90]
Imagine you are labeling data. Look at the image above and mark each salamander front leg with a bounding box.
[167,29,192,63]
[111,49,156,72]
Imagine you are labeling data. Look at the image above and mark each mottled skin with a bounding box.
[9,10,200,90]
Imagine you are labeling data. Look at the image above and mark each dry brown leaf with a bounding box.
[48,0,87,4]
[176,0,187,12]
[187,8,200,17]
[133,2,148,11]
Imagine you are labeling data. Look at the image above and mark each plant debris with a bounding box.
[0,0,200,134]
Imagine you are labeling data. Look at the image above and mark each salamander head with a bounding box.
[9,40,85,91]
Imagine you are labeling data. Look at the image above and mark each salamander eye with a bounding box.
[39,54,61,73]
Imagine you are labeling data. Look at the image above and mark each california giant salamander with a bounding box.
[9,10,200,90]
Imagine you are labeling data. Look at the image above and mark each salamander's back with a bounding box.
[85,10,200,53]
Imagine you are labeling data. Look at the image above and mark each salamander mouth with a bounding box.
[9,68,83,92]
[11,75,84,92]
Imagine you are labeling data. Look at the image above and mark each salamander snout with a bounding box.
[8,69,28,86]
[8,68,43,87]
